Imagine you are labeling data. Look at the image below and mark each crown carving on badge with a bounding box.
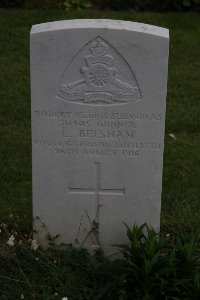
[90,37,109,56]
[84,37,113,68]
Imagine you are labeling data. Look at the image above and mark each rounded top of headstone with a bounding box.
[30,19,169,39]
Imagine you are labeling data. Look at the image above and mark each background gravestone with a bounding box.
[31,19,169,257]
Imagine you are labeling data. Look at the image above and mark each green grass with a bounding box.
[1,222,200,299]
[0,9,200,232]
[0,244,103,299]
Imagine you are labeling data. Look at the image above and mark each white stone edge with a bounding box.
[30,19,169,39]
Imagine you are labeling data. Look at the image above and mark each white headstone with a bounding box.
[31,19,169,257]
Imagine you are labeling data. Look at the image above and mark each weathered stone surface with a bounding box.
[31,19,169,257]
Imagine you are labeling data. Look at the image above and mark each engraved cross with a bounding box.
[68,162,125,208]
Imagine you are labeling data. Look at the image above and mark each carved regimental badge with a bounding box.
[57,37,142,105]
